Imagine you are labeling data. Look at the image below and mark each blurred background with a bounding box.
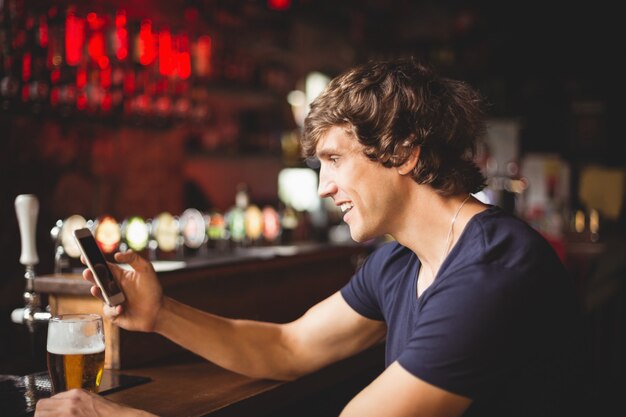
[1,0,624,410]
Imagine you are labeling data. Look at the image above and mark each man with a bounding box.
[36,58,584,417]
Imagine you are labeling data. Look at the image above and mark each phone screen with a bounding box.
[77,233,123,297]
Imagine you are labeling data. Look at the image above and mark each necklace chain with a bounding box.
[441,194,471,263]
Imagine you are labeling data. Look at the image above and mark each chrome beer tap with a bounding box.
[11,194,51,331]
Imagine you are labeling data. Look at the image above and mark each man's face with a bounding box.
[316,126,404,242]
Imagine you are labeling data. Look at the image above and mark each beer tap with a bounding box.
[11,194,52,331]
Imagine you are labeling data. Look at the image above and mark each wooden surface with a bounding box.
[104,344,385,417]
[107,359,283,417]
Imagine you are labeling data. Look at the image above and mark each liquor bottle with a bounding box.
[206,211,228,251]
[225,183,249,246]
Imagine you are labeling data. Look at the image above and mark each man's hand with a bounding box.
[34,389,156,417]
[82,250,164,333]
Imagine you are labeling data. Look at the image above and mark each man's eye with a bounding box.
[329,156,339,165]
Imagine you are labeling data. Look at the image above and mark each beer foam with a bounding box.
[47,343,105,355]
[47,320,105,355]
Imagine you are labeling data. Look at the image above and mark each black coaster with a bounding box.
[0,371,151,417]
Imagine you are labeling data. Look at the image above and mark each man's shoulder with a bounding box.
[472,206,534,233]
[469,206,553,254]
[472,206,538,237]
[450,206,565,277]
[359,240,416,279]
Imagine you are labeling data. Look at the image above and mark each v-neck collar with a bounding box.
[412,205,498,304]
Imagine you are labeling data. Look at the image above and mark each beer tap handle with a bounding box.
[12,194,50,327]
[15,194,40,268]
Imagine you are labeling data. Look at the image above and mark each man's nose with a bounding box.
[317,167,336,198]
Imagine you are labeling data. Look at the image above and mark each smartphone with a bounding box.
[73,227,126,306]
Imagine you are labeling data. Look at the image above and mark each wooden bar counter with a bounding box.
[102,344,384,417]
[32,242,384,417]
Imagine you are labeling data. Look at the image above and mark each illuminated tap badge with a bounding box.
[262,206,281,242]
[152,212,179,252]
[59,214,87,258]
[180,208,206,249]
[94,215,121,254]
[226,207,245,242]
[244,205,263,241]
[123,216,149,252]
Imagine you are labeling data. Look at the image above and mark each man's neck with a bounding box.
[392,189,486,274]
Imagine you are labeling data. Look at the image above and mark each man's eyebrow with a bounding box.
[316,148,339,159]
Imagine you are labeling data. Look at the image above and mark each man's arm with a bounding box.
[340,362,472,417]
[88,250,386,381]
[154,291,386,380]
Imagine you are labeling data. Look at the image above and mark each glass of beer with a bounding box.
[46,314,105,394]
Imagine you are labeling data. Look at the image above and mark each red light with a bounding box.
[117,47,128,61]
[114,11,128,61]
[173,35,191,80]
[139,20,156,66]
[39,16,49,47]
[76,68,87,88]
[195,35,212,77]
[100,66,111,88]
[116,28,128,61]
[50,69,61,84]
[77,92,87,110]
[21,85,30,102]
[123,71,135,94]
[268,0,291,10]
[88,32,106,63]
[98,56,110,70]
[115,10,127,27]
[178,52,191,80]
[65,13,85,66]
[22,53,32,82]
[50,87,60,106]
[86,12,105,30]
[159,29,173,76]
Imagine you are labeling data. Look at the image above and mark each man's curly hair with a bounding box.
[302,58,486,196]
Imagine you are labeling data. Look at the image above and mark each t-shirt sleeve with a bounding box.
[340,244,394,321]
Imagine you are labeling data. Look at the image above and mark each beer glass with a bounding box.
[46,314,105,394]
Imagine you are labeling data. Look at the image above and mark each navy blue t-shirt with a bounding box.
[341,206,585,416]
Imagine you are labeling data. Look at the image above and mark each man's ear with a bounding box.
[397,146,421,175]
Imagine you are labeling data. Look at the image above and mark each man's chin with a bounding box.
[349,228,370,243]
